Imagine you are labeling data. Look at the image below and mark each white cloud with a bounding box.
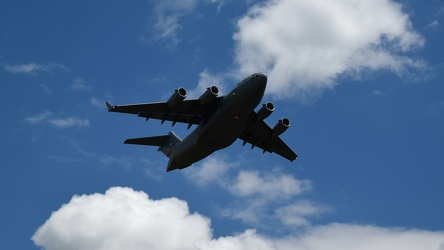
[32,187,212,250]
[232,0,425,100]
[184,156,316,227]
[424,20,440,30]
[274,224,444,250]
[32,187,444,250]
[184,154,235,186]
[71,78,91,91]
[151,0,198,47]
[218,170,314,225]
[24,111,89,128]
[275,200,330,227]
[229,170,311,200]
[24,110,53,124]
[48,117,90,128]
[372,90,385,96]
[4,62,68,74]
[187,70,228,98]
[39,84,53,94]
[90,97,104,108]
[205,0,227,12]
[184,156,311,200]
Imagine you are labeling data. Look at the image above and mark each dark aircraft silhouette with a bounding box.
[106,73,297,171]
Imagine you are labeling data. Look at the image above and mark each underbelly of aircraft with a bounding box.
[199,114,248,150]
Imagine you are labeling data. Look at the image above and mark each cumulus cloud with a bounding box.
[32,187,444,250]
[274,224,444,250]
[32,187,212,250]
[24,111,89,128]
[232,0,425,100]
[4,62,68,75]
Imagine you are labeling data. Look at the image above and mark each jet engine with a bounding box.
[256,102,275,121]
[199,85,219,105]
[167,87,187,107]
[272,117,290,136]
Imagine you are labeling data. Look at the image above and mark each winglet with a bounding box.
[105,102,114,112]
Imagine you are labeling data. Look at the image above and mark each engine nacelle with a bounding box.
[167,87,187,107]
[256,102,275,121]
[272,117,291,136]
[199,85,219,105]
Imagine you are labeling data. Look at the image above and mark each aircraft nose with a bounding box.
[257,73,267,84]
[256,73,267,93]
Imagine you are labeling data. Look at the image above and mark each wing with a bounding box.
[239,112,297,161]
[106,97,222,127]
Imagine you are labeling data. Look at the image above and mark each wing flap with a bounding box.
[137,112,203,126]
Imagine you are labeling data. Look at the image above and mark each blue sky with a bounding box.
[1,0,444,249]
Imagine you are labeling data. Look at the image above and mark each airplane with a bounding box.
[106,73,297,172]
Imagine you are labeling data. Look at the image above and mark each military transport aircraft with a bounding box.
[106,73,297,172]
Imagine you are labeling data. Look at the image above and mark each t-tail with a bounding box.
[124,131,182,159]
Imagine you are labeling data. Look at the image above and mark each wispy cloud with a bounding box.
[275,200,330,227]
[24,111,89,128]
[32,187,444,250]
[372,90,385,96]
[48,117,89,128]
[424,20,440,30]
[228,170,311,199]
[39,84,53,94]
[24,110,53,124]
[427,101,444,115]
[99,156,134,170]
[71,78,91,91]
[47,155,81,163]
[205,0,227,12]
[4,62,68,75]
[187,70,228,98]
[150,0,198,47]
[184,154,234,186]
[90,97,104,108]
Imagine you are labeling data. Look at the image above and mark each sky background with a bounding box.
[1,0,444,249]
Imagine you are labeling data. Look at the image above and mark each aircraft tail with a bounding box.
[124,131,181,158]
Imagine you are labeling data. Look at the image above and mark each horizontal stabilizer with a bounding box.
[124,135,170,146]
[124,132,182,158]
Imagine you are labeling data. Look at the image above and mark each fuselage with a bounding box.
[166,73,267,171]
